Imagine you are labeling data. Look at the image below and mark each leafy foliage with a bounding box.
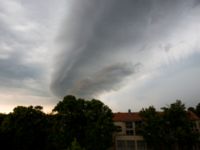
[68,138,85,150]
[52,95,115,150]
[0,96,114,150]
[140,100,200,150]
[139,106,163,149]
[161,100,199,147]
[0,106,47,150]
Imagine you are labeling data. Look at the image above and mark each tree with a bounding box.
[140,100,199,150]
[50,95,86,149]
[68,138,85,150]
[52,95,115,150]
[0,113,6,148]
[139,106,163,150]
[1,106,47,150]
[84,99,114,150]
[161,100,199,149]
[188,107,196,113]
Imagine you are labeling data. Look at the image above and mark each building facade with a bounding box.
[113,111,146,150]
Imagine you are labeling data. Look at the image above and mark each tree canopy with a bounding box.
[0,106,47,150]
[140,100,200,150]
[52,95,115,150]
[0,95,115,150]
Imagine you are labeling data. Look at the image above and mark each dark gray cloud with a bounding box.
[0,52,41,80]
[51,0,194,98]
[0,10,44,92]
[0,0,67,112]
[0,51,43,88]
[68,63,141,98]
[0,0,200,112]
[0,0,61,100]
[51,0,151,97]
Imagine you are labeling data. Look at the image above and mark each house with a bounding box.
[112,110,200,150]
[113,110,146,150]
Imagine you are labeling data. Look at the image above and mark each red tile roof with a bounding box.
[113,111,200,122]
[113,112,142,122]
[187,111,200,121]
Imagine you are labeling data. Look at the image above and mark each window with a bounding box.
[135,121,142,126]
[126,122,134,135]
[116,125,122,132]
[126,122,133,129]
[126,130,134,135]
[135,121,143,135]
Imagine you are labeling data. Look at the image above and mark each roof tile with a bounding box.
[113,112,142,122]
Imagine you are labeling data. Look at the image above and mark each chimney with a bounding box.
[128,109,131,113]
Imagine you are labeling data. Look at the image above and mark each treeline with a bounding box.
[0,95,115,150]
[139,100,200,150]
[0,95,200,150]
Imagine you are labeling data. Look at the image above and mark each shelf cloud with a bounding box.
[0,0,200,112]
[51,0,200,102]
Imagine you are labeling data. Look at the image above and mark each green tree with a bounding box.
[0,113,6,148]
[161,100,199,149]
[84,99,114,150]
[52,95,115,150]
[50,95,86,149]
[68,138,85,150]
[0,113,6,125]
[1,106,47,150]
[140,100,199,150]
[139,106,163,150]
[188,107,196,113]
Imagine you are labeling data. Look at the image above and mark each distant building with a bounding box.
[113,111,146,150]
[112,110,200,150]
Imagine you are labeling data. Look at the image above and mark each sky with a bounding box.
[0,0,200,113]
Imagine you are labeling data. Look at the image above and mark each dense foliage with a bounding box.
[0,95,115,150]
[140,100,200,150]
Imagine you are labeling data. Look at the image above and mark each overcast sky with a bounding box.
[0,0,200,113]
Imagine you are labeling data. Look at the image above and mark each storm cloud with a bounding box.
[0,0,66,111]
[51,0,200,99]
[1,0,200,112]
